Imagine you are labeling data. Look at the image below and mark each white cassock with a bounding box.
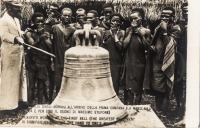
[0,12,27,110]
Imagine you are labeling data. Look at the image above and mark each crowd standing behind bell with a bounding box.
[0,0,187,124]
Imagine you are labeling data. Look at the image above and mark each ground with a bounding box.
[118,88,185,128]
[0,87,184,128]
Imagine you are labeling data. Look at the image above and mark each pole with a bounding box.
[23,43,56,58]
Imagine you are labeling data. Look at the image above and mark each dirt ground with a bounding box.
[0,86,184,128]
[118,87,185,128]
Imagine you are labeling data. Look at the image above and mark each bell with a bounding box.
[47,28,128,126]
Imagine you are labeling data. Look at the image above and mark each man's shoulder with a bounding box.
[99,20,109,30]
[72,23,83,29]
[171,24,181,37]
[177,20,187,32]
[125,27,132,33]
[173,24,181,31]
[119,29,125,34]
[69,24,76,30]
[44,25,51,32]
[52,24,60,28]
[69,23,75,26]
[65,24,76,32]
[52,23,62,31]
[96,27,105,33]
[141,27,151,35]
[98,27,105,30]
[0,13,12,24]
[52,23,60,28]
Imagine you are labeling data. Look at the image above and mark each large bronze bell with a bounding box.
[47,24,128,126]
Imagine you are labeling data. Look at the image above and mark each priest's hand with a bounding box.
[14,36,24,45]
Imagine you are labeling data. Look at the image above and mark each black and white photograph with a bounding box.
[0,0,199,127]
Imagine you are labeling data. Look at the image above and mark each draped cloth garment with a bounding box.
[52,24,75,90]
[123,33,146,94]
[101,30,123,94]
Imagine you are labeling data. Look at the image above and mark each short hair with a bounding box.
[50,3,59,9]
[131,8,145,20]
[162,7,175,17]
[76,8,86,16]
[181,2,188,10]
[31,12,44,22]
[88,10,99,17]
[102,3,114,11]
[109,12,124,21]
[61,8,72,15]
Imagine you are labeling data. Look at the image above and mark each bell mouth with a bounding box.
[47,111,128,127]
[46,96,128,127]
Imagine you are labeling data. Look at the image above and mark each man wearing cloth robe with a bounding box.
[122,8,151,105]
[145,7,181,117]
[101,12,125,95]
[52,8,75,95]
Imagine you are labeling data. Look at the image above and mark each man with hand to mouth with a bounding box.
[146,7,181,118]
[122,8,151,105]
[101,12,125,95]
[73,8,86,29]
[99,3,114,30]
[45,3,60,27]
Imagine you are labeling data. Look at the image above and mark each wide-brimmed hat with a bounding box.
[3,0,23,7]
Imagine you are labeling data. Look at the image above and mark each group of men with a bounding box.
[0,0,187,123]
